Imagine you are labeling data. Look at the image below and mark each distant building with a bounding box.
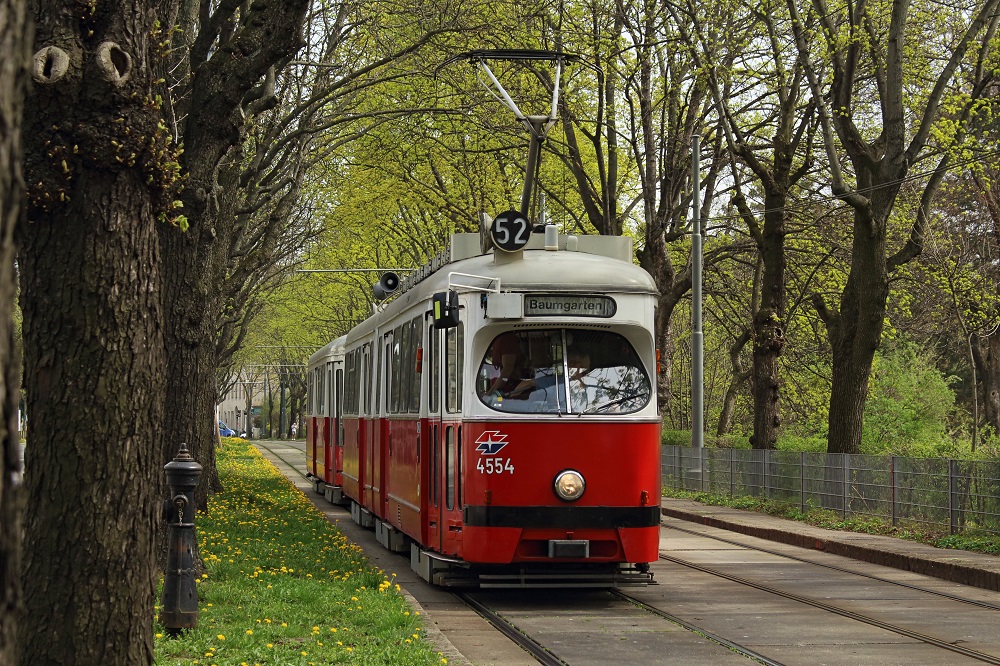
[217,373,265,437]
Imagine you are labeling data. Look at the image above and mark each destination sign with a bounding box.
[523,295,617,318]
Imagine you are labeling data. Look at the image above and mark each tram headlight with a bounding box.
[553,470,585,502]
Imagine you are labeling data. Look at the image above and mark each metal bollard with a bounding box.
[159,443,203,634]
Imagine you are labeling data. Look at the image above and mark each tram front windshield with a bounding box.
[477,329,651,415]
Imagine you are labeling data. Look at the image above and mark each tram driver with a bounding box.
[484,332,532,399]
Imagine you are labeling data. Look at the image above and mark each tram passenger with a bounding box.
[484,332,532,399]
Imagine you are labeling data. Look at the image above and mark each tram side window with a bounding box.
[363,344,372,415]
[307,371,314,417]
[336,368,344,446]
[318,366,326,417]
[343,349,359,415]
[390,325,402,413]
[428,323,439,413]
[380,339,389,415]
[326,362,334,421]
[446,324,463,413]
[399,320,413,413]
[409,317,422,413]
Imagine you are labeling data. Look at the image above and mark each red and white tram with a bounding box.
[306,335,346,504]
[307,228,661,587]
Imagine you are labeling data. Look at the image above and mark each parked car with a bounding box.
[218,420,236,437]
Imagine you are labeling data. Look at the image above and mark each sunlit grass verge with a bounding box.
[155,439,447,666]
[663,488,1000,555]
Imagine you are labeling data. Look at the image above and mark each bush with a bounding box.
[862,341,958,455]
[661,429,691,447]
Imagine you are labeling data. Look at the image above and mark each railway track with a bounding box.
[456,593,568,666]
[667,522,1000,612]
[260,441,1000,665]
[659,523,1000,665]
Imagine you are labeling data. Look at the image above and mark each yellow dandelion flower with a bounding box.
[266,644,273,649]
[246,629,253,635]
[217,634,225,640]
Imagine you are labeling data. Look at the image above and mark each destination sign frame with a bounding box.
[523,294,617,318]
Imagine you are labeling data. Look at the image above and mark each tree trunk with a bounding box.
[18,6,168,663]
[19,159,165,666]
[824,211,890,454]
[158,0,309,502]
[718,330,751,436]
[973,331,1000,437]
[750,191,789,450]
[159,218,222,511]
[0,0,29,660]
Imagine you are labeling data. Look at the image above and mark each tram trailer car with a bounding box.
[305,335,347,504]
[308,230,661,587]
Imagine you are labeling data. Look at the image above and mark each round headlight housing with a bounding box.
[553,470,586,502]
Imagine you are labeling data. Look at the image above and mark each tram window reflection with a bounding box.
[477,329,651,415]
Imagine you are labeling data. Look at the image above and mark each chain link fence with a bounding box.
[662,446,1000,536]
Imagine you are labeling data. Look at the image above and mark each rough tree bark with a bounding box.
[17,3,171,663]
[159,0,310,509]
[0,0,30,662]
[788,0,1000,453]
[973,334,1000,437]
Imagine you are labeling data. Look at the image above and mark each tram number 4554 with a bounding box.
[476,457,515,475]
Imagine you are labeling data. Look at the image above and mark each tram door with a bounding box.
[335,364,344,483]
[363,342,382,514]
[428,324,464,555]
[324,361,335,484]
[426,320,442,551]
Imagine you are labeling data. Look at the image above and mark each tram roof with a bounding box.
[308,334,346,367]
[347,235,657,342]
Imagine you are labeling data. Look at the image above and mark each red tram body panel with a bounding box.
[307,232,662,587]
[306,336,347,504]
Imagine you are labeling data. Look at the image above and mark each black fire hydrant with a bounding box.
[160,443,203,634]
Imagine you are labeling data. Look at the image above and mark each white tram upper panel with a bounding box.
[308,334,346,371]
[346,232,658,343]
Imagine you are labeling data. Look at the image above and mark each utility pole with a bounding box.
[692,135,704,450]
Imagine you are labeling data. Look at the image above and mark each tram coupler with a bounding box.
[159,443,203,635]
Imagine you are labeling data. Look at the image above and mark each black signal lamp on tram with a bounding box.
[432,289,460,329]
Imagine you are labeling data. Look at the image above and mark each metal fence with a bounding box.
[662,446,1000,536]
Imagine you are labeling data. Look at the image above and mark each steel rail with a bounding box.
[609,590,787,666]
[660,553,1000,665]
[665,522,1000,612]
[456,593,568,666]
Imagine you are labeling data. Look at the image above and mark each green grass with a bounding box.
[663,487,1000,555]
[155,439,447,666]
